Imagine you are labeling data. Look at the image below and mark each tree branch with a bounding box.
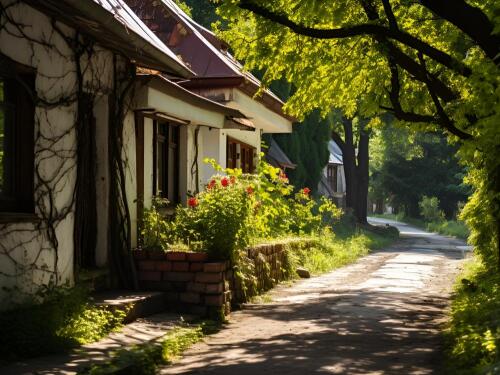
[238,0,471,76]
[363,0,456,102]
[331,130,346,152]
[419,0,500,65]
[417,52,472,140]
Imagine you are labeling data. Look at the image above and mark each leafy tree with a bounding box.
[182,0,218,27]
[215,0,500,269]
[177,2,332,194]
[371,123,469,218]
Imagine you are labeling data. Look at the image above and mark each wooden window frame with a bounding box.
[226,137,256,174]
[327,165,338,193]
[152,119,180,205]
[0,55,35,215]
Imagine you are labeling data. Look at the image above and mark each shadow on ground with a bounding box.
[161,229,465,375]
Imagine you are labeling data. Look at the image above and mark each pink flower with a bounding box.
[188,197,198,208]
[302,187,311,196]
[221,177,230,187]
[207,179,216,189]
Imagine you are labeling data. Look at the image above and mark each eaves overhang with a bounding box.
[23,0,194,77]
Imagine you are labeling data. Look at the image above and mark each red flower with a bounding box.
[221,177,230,187]
[279,170,289,183]
[230,176,236,184]
[302,187,311,196]
[246,186,254,195]
[187,197,198,208]
[207,179,216,189]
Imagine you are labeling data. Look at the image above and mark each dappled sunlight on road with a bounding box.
[160,219,467,375]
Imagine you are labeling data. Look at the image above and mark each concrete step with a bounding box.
[1,312,194,375]
[91,290,167,323]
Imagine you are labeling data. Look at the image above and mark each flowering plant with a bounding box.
[166,158,341,260]
[174,171,252,261]
[187,197,198,208]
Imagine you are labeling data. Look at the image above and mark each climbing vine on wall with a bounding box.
[0,0,137,299]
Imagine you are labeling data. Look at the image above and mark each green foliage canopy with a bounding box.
[215,0,500,268]
[371,123,469,218]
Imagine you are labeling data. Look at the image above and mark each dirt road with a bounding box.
[161,218,469,374]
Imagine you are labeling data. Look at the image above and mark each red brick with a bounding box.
[205,294,224,306]
[186,252,208,262]
[203,262,226,273]
[189,305,208,316]
[190,262,204,272]
[149,251,167,260]
[195,272,223,283]
[187,282,206,293]
[172,261,189,272]
[140,280,173,291]
[180,292,201,304]
[205,282,224,294]
[163,271,194,282]
[133,250,148,260]
[166,252,187,261]
[156,261,172,272]
[138,270,161,281]
[138,260,156,271]
[165,292,179,302]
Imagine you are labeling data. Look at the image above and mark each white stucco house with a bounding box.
[125,0,295,182]
[318,140,346,208]
[0,0,294,308]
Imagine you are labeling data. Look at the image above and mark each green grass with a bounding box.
[372,213,469,240]
[444,257,500,374]
[427,220,469,240]
[81,321,220,375]
[290,224,399,276]
[0,286,127,364]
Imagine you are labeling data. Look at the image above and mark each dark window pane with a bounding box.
[0,60,35,213]
[0,81,4,193]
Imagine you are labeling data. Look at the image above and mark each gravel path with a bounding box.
[161,218,469,375]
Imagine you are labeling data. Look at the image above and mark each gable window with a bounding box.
[153,120,179,204]
[227,138,255,174]
[0,58,35,214]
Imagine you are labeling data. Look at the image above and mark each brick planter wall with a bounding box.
[133,239,315,317]
[133,251,231,317]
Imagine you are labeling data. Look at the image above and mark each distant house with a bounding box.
[265,138,296,171]
[318,140,346,207]
[0,0,295,307]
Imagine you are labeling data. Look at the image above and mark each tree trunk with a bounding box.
[355,127,370,224]
[332,118,370,225]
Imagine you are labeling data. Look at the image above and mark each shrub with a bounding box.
[174,173,252,261]
[172,159,341,261]
[445,258,500,374]
[141,197,176,251]
[419,196,445,222]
